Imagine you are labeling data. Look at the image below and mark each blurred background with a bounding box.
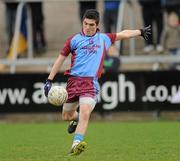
[0,0,180,122]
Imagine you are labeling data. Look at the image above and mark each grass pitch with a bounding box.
[0,121,180,161]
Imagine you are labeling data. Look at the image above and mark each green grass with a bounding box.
[0,121,180,161]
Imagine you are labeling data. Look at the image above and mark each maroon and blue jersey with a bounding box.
[60,30,116,78]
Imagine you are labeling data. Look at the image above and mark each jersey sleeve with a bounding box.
[60,36,73,56]
[106,33,116,44]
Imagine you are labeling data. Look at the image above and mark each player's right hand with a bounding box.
[44,79,52,97]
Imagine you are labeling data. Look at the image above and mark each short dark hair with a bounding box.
[82,9,100,25]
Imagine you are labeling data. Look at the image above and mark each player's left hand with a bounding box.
[44,79,52,97]
[140,25,151,41]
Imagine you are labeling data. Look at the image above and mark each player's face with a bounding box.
[82,18,98,36]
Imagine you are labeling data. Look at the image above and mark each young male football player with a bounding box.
[44,9,151,156]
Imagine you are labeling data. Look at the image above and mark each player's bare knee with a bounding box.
[62,113,70,121]
[62,112,74,121]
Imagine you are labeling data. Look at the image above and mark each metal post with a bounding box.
[27,3,33,59]
[115,0,126,54]
[10,2,25,73]
[128,1,136,56]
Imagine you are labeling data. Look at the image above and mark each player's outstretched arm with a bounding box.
[115,25,151,41]
[48,54,66,80]
[116,29,141,40]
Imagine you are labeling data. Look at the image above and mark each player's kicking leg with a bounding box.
[62,102,79,133]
